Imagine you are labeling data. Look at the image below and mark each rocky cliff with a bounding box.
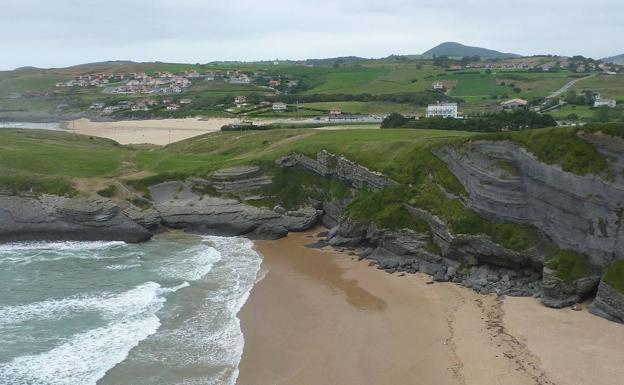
[0,194,152,243]
[149,181,321,239]
[435,140,624,270]
[277,150,397,191]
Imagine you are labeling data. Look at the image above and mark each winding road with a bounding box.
[547,73,596,99]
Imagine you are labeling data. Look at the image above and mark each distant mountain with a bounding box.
[13,66,41,71]
[422,42,521,59]
[303,56,368,66]
[602,54,624,64]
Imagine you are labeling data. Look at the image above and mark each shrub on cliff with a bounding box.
[346,187,429,232]
[604,260,624,294]
[545,247,591,282]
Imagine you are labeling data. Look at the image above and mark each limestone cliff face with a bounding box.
[277,150,397,191]
[149,181,321,239]
[435,140,624,270]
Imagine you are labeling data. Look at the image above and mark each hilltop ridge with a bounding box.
[423,42,521,59]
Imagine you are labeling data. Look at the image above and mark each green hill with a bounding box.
[602,54,624,65]
[423,42,520,59]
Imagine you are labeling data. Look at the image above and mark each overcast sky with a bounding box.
[1,0,622,70]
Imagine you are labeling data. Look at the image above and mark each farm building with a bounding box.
[500,98,529,110]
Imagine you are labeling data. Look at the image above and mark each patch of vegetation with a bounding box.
[97,185,117,198]
[381,110,557,132]
[250,166,352,210]
[345,187,430,233]
[408,182,541,251]
[424,240,442,255]
[129,196,152,209]
[603,260,624,294]
[481,126,611,177]
[0,175,75,196]
[496,160,520,178]
[544,246,592,282]
[584,122,624,138]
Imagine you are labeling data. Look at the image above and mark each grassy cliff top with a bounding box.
[2,124,623,195]
[1,124,621,257]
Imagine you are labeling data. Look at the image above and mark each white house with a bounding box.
[272,102,288,112]
[432,81,445,90]
[594,98,617,108]
[426,102,459,118]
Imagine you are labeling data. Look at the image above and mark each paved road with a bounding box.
[547,74,595,99]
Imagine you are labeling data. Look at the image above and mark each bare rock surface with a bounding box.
[149,181,320,239]
[435,141,624,270]
[0,194,152,243]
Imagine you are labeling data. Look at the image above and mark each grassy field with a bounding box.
[1,58,621,126]
[548,105,595,120]
[0,129,127,177]
[570,74,624,100]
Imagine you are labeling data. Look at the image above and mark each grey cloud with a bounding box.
[1,0,623,69]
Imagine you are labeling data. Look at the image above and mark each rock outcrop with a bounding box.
[205,165,273,194]
[435,140,624,270]
[277,150,397,191]
[540,268,601,308]
[589,281,624,323]
[434,139,624,311]
[150,181,321,239]
[324,217,541,297]
[0,194,152,243]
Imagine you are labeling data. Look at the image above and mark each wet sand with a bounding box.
[238,229,624,385]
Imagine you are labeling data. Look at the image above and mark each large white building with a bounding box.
[594,98,617,108]
[426,102,458,118]
[272,102,288,112]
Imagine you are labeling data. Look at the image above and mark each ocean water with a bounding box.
[0,232,262,385]
[0,122,63,131]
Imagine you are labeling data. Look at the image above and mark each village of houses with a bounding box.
[47,55,622,121]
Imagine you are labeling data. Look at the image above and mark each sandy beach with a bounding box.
[238,229,624,385]
[63,118,381,145]
[64,117,275,145]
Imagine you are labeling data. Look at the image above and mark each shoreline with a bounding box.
[237,229,624,385]
[61,117,262,145]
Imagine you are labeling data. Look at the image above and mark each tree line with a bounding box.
[381,110,557,132]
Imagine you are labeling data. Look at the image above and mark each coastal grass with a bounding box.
[0,129,126,178]
[0,175,75,196]
[603,260,624,294]
[544,247,592,282]
[345,187,430,233]
[3,124,618,257]
[477,126,611,177]
[248,166,352,211]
